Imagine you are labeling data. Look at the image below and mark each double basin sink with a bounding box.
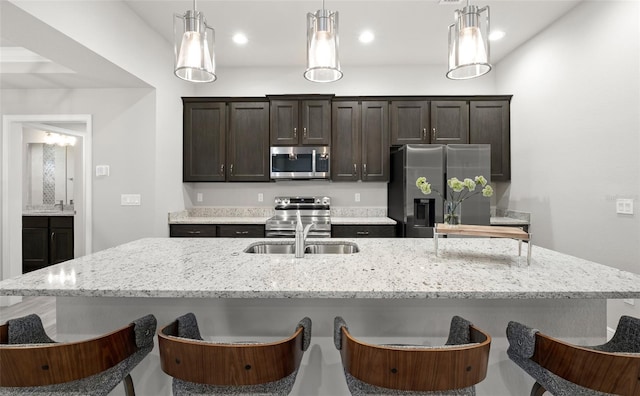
[244,241,359,255]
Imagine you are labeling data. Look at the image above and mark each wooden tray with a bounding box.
[434,223,532,265]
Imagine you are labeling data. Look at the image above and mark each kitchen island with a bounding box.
[2,237,640,395]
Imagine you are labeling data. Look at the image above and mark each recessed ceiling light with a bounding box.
[232,33,248,45]
[359,31,375,44]
[488,30,506,41]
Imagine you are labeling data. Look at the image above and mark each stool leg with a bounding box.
[530,381,546,396]
[123,374,135,396]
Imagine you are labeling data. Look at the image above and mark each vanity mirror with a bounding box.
[26,142,75,206]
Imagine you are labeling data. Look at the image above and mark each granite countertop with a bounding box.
[3,237,640,300]
[22,210,76,217]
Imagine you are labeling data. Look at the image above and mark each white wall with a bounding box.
[495,1,640,322]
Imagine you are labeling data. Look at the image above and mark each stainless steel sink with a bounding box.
[244,241,359,254]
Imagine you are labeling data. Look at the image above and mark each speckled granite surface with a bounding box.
[3,238,640,299]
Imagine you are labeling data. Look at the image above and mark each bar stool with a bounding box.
[0,313,156,395]
[334,315,491,395]
[158,313,311,395]
[506,315,640,395]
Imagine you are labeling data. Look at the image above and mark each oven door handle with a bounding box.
[265,232,295,237]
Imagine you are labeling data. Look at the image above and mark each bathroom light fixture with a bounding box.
[44,133,76,146]
[446,0,491,80]
[174,0,216,83]
[304,0,343,83]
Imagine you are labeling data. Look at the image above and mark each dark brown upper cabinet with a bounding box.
[470,100,511,181]
[430,101,469,144]
[183,101,226,182]
[269,96,331,146]
[183,98,269,182]
[332,100,389,182]
[227,101,270,181]
[390,100,430,145]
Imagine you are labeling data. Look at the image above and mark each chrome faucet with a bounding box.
[295,211,314,258]
[55,200,64,211]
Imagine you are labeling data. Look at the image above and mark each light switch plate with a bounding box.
[616,199,633,215]
[121,194,141,206]
[96,165,110,177]
[196,193,203,202]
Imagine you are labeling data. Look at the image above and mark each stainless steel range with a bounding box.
[265,196,331,238]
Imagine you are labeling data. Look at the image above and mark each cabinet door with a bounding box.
[228,102,270,181]
[301,100,331,145]
[470,101,510,181]
[50,216,73,264]
[183,102,226,181]
[270,100,298,145]
[361,101,389,181]
[390,101,430,145]
[332,225,396,238]
[217,224,265,238]
[170,224,217,237]
[431,101,469,144]
[22,217,48,273]
[331,101,361,181]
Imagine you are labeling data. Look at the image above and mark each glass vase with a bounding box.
[444,201,462,226]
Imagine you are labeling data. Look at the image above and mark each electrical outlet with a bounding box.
[121,194,141,206]
[624,299,635,306]
[616,199,633,215]
[258,193,264,202]
[355,193,361,202]
[196,193,203,202]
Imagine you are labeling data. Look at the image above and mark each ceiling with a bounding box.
[0,0,583,89]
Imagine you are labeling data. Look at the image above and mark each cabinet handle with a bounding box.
[432,127,437,141]
[303,127,307,138]
[235,231,249,235]
[356,231,370,236]
[230,164,234,175]
[353,163,357,175]
[50,232,55,243]
[423,128,427,141]
[363,163,367,175]
[220,164,225,175]
[293,127,297,138]
[187,230,202,235]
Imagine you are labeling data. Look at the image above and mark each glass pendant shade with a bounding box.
[174,9,216,83]
[304,9,343,83]
[447,4,491,80]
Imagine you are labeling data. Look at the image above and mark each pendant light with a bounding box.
[446,0,491,80]
[304,0,343,83]
[174,0,216,83]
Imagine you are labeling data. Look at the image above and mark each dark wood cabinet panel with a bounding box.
[431,101,469,144]
[183,101,226,182]
[217,224,265,238]
[390,101,430,145]
[170,224,264,238]
[331,100,388,182]
[228,102,270,181]
[22,216,73,273]
[332,225,396,238]
[470,100,511,181]
[331,101,360,181]
[170,224,218,237]
[270,99,331,146]
[361,101,389,181]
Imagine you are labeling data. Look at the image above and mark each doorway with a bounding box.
[1,114,92,293]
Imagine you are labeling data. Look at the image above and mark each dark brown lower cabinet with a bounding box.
[170,224,265,238]
[22,216,74,273]
[332,225,396,238]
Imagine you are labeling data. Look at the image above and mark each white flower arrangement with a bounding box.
[416,175,493,224]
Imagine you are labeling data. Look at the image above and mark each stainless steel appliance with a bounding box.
[270,146,330,179]
[265,196,331,238]
[388,144,491,237]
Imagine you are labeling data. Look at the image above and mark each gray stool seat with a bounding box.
[158,313,311,396]
[334,316,491,395]
[0,313,156,396]
[506,315,640,396]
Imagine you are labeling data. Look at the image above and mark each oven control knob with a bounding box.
[283,199,290,205]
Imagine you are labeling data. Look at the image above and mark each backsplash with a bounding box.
[169,206,388,220]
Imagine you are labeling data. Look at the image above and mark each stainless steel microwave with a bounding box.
[270,146,330,179]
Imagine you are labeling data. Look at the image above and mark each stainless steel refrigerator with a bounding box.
[388,144,491,237]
